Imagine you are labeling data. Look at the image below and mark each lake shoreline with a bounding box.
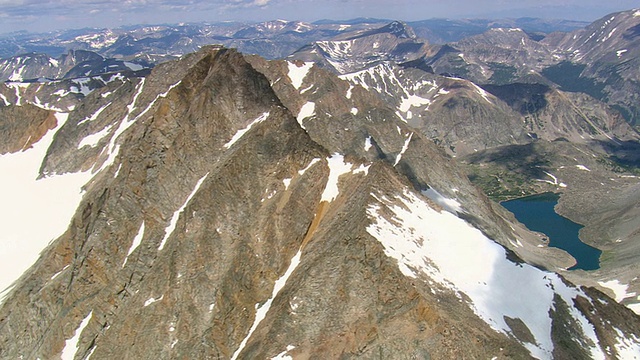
[501,191,602,271]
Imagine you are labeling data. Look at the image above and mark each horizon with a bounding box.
[0,0,638,35]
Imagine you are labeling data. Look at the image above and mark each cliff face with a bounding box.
[1,46,640,360]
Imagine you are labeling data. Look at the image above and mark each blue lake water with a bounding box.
[501,193,601,271]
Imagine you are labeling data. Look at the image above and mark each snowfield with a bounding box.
[366,187,606,360]
[0,113,94,299]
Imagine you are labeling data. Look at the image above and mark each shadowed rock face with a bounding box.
[0,104,57,154]
[0,46,640,360]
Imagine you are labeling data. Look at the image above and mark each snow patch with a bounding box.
[422,188,463,213]
[122,221,145,268]
[271,345,296,360]
[287,61,313,90]
[60,311,93,360]
[50,265,70,281]
[613,327,640,359]
[352,164,370,176]
[576,165,591,172]
[321,154,353,203]
[471,82,492,103]
[78,103,111,125]
[345,84,353,99]
[298,158,320,176]
[297,102,315,129]
[224,112,270,149]
[350,107,358,115]
[598,280,635,302]
[283,178,292,190]
[393,133,413,166]
[617,49,628,57]
[231,251,302,360]
[78,124,113,149]
[0,92,9,106]
[364,136,372,152]
[399,94,431,112]
[0,113,93,295]
[144,295,163,307]
[158,173,209,251]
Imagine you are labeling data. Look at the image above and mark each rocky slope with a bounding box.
[274,21,640,320]
[1,46,639,359]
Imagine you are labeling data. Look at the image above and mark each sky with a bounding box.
[0,0,638,34]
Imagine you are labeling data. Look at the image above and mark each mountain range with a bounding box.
[1,8,640,360]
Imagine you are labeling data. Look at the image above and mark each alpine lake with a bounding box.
[501,192,601,271]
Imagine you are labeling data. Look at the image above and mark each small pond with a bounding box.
[501,192,601,271]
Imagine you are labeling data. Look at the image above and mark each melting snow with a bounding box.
[60,311,93,360]
[364,136,372,152]
[345,84,353,99]
[576,165,591,172]
[366,189,606,360]
[231,251,302,360]
[158,172,209,251]
[298,158,320,176]
[224,112,270,149]
[0,113,93,295]
[271,345,296,360]
[70,78,93,96]
[617,49,628,57]
[350,107,358,115]
[422,188,463,213]
[352,164,370,176]
[613,327,640,359]
[77,124,113,149]
[287,61,313,90]
[399,94,431,113]
[282,178,292,190]
[538,171,560,186]
[50,265,70,281]
[0,92,9,106]
[78,103,111,125]
[393,133,413,166]
[471,82,492,104]
[297,102,315,130]
[598,280,635,302]
[122,222,145,268]
[144,295,164,307]
[321,154,353,203]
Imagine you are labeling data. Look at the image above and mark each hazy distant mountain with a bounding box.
[287,21,429,74]
[408,17,590,44]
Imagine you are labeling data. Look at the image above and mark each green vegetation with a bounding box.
[488,63,518,85]
[541,61,606,100]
